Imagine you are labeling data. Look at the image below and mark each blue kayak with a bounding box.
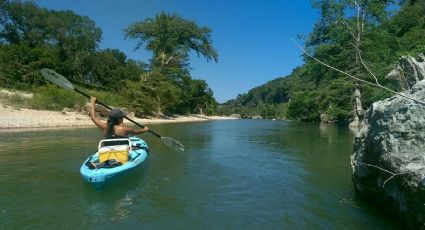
[80,137,149,190]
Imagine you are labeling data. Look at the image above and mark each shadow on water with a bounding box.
[0,121,404,229]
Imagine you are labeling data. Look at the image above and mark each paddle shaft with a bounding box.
[74,88,162,138]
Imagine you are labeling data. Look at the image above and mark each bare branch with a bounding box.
[360,163,394,175]
[356,1,361,38]
[291,39,425,106]
[360,163,415,188]
[165,55,174,65]
[339,20,356,41]
[383,174,398,187]
[354,45,379,85]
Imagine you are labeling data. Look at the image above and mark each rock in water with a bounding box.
[351,80,425,228]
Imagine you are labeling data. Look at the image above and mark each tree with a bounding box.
[124,12,219,116]
[307,0,396,128]
[82,49,144,89]
[187,79,216,115]
[124,12,218,73]
[0,0,102,82]
[0,0,47,46]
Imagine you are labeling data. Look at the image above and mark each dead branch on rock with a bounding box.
[360,163,417,188]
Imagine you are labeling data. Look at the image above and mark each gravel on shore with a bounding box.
[0,104,237,130]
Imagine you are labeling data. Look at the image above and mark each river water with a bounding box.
[0,120,402,229]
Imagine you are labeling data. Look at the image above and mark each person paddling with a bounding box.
[89,96,149,138]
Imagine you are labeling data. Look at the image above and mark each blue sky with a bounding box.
[33,0,318,103]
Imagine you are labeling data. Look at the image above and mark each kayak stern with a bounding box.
[80,137,149,190]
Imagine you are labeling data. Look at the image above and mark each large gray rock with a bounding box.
[386,54,425,91]
[351,80,425,229]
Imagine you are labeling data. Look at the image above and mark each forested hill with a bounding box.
[218,0,425,125]
[0,1,218,116]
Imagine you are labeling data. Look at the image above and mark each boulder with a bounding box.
[386,54,425,91]
[320,113,337,123]
[229,114,241,119]
[351,80,425,229]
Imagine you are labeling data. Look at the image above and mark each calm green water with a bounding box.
[0,120,401,229]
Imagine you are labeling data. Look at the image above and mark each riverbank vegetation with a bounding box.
[2,0,425,123]
[0,0,218,116]
[218,0,425,125]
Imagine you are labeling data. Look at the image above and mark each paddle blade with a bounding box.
[41,68,75,90]
[161,137,185,152]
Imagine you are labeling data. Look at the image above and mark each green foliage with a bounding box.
[123,71,217,116]
[287,91,320,122]
[29,85,86,111]
[125,12,218,72]
[361,84,392,108]
[0,2,218,116]
[181,78,217,115]
[0,43,59,87]
[124,12,219,116]
[123,78,157,116]
[219,0,425,124]
[386,0,425,55]
[326,107,351,124]
[82,49,145,89]
[85,88,128,108]
[0,0,102,81]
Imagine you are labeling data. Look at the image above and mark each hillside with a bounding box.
[218,0,425,125]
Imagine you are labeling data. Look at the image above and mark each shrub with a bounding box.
[29,86,86,111]
[0,91,29,108]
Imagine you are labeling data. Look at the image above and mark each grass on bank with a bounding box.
[0,86,127,111]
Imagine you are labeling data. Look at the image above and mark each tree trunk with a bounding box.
[155,93,164,116]
[349,1,365,130]
[350,83,364,129]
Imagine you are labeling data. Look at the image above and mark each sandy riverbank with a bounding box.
[0,104,237,130]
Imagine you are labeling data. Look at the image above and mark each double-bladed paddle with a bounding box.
[40,68,185,152]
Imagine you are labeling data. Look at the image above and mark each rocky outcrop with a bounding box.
[351,80,425,229]
[386,54,425,91]
[320,113,337,123]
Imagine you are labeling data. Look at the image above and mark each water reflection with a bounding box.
[319,122,335,143]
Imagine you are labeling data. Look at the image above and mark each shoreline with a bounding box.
[0,104,238,131]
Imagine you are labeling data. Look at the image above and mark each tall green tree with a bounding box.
[124,12,218,73]
[124,12,219,116]
[0,0,102,83]
[186,79,216,115]
[307,0,396,127]
[52,10,102,79]
[82,49,144,89]
[220,0,425,124]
